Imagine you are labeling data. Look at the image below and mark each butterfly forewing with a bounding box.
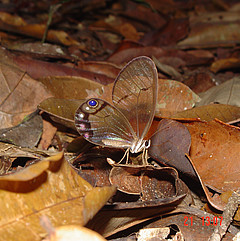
[112,56,158,140]
[75,98,137,149]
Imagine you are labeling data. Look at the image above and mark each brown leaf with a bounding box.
[109,166,142,195]
[38,76,104,100]
[0,142,47,159]
[141,18,189,46]
[117,23,141,41]
[210,57,240,73]
[140,226,185,240]
[0,152,116,240]
[137,227,179,240]
[83,185,117,223]
[45,225,107,241]
[182,70,216,94]
[0,59,52,128]
[0,156,12,175]
[107,46,165,64]
[0,12,84,47]
[184,119,240,192]
[109,165,188,203]
[3,41,69,60]
[37,83,115,130]
[185,154,226,211]
[76,61,121,79]
[87,190,188,238]
[141,167,186,202]
[38,119,57,150]
[171,104,240,122]
[144,0,176,14]
[178,12,240,48]
[117,1,166,30]
[11,54,114,84]
[108,46,213,66]
[197,76,240,107]
[153,56,181,79]
[39,98,82,120]
[38,98,84,130]
[0,111,43,148]
[90,16,141,41]
[87,205,177,238]
[149,119,194,178]
[220,191,240,222]
[71,146,113,187]
[67,136,95,153]
[156,79,200,117]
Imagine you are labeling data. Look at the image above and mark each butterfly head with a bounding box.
[130,139,150,153]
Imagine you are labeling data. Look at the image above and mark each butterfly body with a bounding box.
[75,56,158,164]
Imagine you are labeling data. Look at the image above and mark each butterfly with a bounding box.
[74,56,158,165]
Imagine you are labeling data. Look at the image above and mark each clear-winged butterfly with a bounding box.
[74,56,158,164]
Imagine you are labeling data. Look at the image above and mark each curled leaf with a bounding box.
[0,152,116,240]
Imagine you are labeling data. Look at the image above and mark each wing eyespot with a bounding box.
[88,99,98,108]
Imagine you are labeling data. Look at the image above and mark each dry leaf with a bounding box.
[182,70,216,94]
[153,56,181,79]
[156,79,200,117]
[45,225,106,241]
[76,61,121,79]
[0,12,84,47]
[109,165,188,203]
[107,46,165,64]
[0,111,42,148]
[0,61,52,128]
[0,142,47,159]
[117,1,166,30]
[171,104,240,122]
[38,76,104,100]
[3,41,68,60]
[38,119,57,150]
[91,16,141,41]
[11,53,114,84]
[38,98,83,130]
[141,18,188,47]
[137,227,184,241]
[210,58,240,73]
[184,119,240,192]
[178,12,240,48]
[87,201,185,237]
[73,150,112,187]
[197,76,240,107]
[149,119,194,178]
[0,152,116,240]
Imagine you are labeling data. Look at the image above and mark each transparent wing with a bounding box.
[112,56,158,141]
[75,98,137,148]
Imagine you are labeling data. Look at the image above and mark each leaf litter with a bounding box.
[0,1,240,240]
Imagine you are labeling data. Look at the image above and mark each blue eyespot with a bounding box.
[88,99,98,107]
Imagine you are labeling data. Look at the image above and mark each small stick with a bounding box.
[42,0,69,43]
[42,3,61,43]
[208,192,239,241]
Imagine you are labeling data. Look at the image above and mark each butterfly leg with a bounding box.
[118,148,130,164]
